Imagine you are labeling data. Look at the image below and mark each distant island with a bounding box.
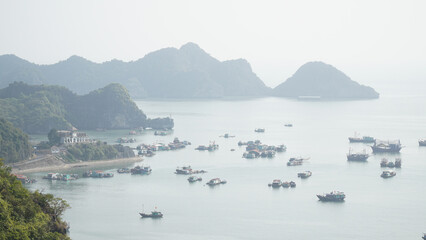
[0,43,271,98]
[0,82,173,134]
[272,61,379,99]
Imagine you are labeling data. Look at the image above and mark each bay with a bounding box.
[26,95,426,240]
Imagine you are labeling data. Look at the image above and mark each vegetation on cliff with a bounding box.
[0,159,70,239]
[0,118,31,163]
[63,142,135,162]
[0,82,173,134]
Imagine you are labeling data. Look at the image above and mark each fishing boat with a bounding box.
[187,176,202,183]
[206,178,226,186]
[395,158,402,168]
[287,157,308,166]
[139,210,163,218]
[131,166,152,175]
[371,140,402,153]
[419,139,426,146]
[298,171,312,179]
[220,133,235,138]
[254,128,265,133]
[276,145,287,152]
[380,158,389,167]
[117,168,131,174]
[268,179,282,188]
[381,170,396,178]
[175,166,192,175]
[317,191,346,202]
[282,182,290,188]
[347,149,369,161]
[289,181,296,188]
[348,135,375,143]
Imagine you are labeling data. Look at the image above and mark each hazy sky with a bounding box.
[1,0,425,92]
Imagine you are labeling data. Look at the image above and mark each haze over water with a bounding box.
[27,94,426,240]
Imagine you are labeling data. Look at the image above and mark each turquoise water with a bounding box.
[26,95,426,240]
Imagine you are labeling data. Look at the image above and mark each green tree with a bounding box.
[0,159,70,239]
[48,129,61,146]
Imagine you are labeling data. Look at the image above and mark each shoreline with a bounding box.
[11,156,143,174]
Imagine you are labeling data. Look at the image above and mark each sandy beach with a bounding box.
[11,156,143,174]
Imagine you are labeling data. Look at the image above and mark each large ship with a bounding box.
[317,191,346,202]
[346,149,369,161]
[371,140,402,153]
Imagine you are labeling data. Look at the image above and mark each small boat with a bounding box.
[282,182,290,188]
[395,158,401,168]
[371,140,402,153]
[131,166,152,175]
[206,178,226,186]
[117,168,131,174]
[298,171,312,179]
[347,149,369,161]
[317,191,346,202]
[422,233,426,240]
[230,149,235,151]
[154,131,167,136]
[254,128,265,133]
[269,179,282,188]
[381,170,396,178]
[139,211,163,218]
[221,133,235,138]
[175,166,192,175]
[284,124,293,127]
[276,145,287,152]
[289,181,296,188]
[287,157,307,166]
[419,139,426,146]
[349,136,375,143]
[187,176,202,183]
[13,174,36,184]
[380,158,388,167]
[129,130,137,135]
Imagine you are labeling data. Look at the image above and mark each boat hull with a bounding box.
[317,195,345,202]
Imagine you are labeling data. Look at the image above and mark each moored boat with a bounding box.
[317,191,346,202]
[282,181,290,188]
[187,176,202,183]
[289,181,296,188]
[131,166,152,175]
[139,211,163,218]
[117,168,131,173]
[206,178,226,186]
[298,171,312,179]
[269,179,282,188]
[175,166,192,175]
[347,149,369,161]
[381,170,396,178]
[371,140,402,153]
[349,135,375,143]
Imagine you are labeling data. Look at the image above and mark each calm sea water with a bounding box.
[26,95,426,240]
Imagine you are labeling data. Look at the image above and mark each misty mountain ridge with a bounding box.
[273,61,379,99]
[0,43,270,98]
[0,43,378,99]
